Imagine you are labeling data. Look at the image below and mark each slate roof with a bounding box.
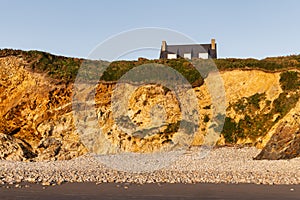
[160,42,217,59]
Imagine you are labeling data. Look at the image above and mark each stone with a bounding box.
[0,133,35,161]
[255,122,300,160]
[255,106,300,160]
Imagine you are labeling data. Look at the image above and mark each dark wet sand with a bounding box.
[0,183,299,200]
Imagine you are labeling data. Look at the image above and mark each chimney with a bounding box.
[161,41,167,52]
[211,38,216,50]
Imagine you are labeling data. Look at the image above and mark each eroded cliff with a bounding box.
[1,50,300,160]
[0,56,87,161]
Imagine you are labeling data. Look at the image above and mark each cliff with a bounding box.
[0,53,87,161]
[0,49,300,160]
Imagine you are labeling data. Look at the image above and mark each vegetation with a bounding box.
[214,55,300,71]
[0,49,83,83]
[221,71,300,144]
[279,71,300,91]
[0,49,203,86]
[100,58,204,87]
[2,48,300,85]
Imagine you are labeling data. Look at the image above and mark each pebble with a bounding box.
[0,147,299,186]
[42,181,51,186]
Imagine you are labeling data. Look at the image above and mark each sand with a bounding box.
[0,183,299,200]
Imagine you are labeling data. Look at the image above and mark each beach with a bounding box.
[0,147,299,186]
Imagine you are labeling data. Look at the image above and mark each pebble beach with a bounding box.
[0,147,299,187]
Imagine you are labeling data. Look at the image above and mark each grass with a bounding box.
[279,71,300,91]
[100,58,204,87]
[0,49,83,83]
[2,48,300,84]
[214,55,300,71]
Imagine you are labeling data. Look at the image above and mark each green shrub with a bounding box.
[222,117,238,143]
[279,71,300,91]
[273,92,299,116]
[100,58,204,87]
[215,55,300,71]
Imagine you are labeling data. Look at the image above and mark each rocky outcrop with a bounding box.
[255,101,300,160]
[0,133,36,161]
[255,122,300,160]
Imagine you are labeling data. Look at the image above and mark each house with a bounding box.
[159,39,217,59]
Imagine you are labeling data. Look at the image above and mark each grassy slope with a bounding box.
[2,48,300,83]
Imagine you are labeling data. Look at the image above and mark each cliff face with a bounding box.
[0,52,299,161]
[0,56,87,161]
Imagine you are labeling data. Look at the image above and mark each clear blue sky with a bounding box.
[1,0,300,59]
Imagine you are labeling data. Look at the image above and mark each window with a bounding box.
[167,54,177,59]
[183,53,191,59]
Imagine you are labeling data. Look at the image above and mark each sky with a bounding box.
[1,0,300,60]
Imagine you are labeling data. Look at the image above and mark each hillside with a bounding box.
[0,49,299,161]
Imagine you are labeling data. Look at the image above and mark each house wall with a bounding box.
[198,53,209,59]
[184,53,191,59]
